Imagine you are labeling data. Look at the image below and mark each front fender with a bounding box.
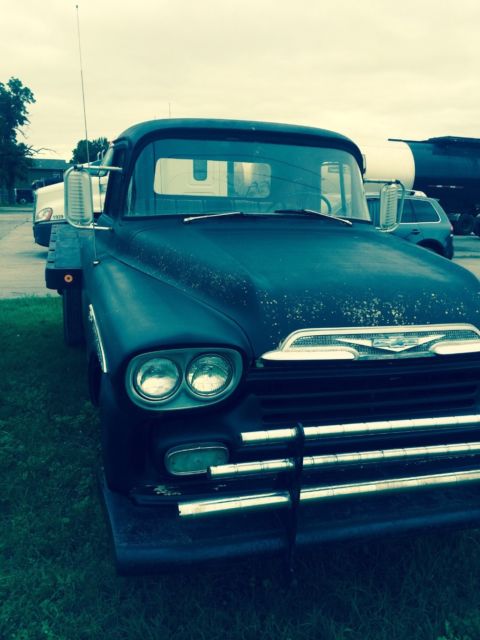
[84,256,253,384]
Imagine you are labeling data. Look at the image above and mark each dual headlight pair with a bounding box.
[126,348,242,410]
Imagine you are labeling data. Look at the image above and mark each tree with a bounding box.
[0,77,36,204]
[70,137,109,164]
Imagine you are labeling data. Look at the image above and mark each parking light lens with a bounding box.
[186,354,233,396]
[165,444,229,475]
[134,358,180,400]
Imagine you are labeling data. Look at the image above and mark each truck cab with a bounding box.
[47,119,480,574]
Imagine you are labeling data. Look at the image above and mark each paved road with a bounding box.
[1,209,480,298]
[0,210,55,299]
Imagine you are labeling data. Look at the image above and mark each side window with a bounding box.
[400,199,415,223]
[411,199,440,222]
[102,145,126,218]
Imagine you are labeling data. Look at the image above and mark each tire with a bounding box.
[418,242,444,257]
[453,213,475,236]
[62,288,85,346]
[474,216,480,237]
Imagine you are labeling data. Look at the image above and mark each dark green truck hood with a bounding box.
[110,216,480,356]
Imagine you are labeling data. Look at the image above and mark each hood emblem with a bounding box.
[336,334,446,353]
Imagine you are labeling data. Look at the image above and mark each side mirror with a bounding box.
[64,167,94,228]
[364,179,405,232]
[378,183,400,231]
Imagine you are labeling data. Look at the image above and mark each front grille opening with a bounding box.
[247,360,480,426]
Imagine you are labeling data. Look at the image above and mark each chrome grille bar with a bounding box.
[210,459,295,478]
[240,414,480,445]
[179,468,480,518]
[180,492,290,517]
[209,442,480,479]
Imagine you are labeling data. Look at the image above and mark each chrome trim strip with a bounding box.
[241,427,297,444]
[179,468,480,518]
[178,492,290,517]
[240,415,480,445]
[210,459,295,478]
[88,304,107,373]
[302,469,480,502]
[209,442,480,479]
[281,324,480,350]
[430,340,480,355]
[262,347,357,361]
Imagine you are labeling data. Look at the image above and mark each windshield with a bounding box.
[125,138,371,222]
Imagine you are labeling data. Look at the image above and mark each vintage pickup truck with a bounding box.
[46,118,480,575]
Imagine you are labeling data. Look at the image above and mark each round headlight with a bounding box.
[134,358,180,400]
[36,207,53,222]
[186,354,233,397]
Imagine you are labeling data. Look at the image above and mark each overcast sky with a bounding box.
[3,0,480,160]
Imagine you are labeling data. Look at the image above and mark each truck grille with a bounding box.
[170,357,480,522]
[246,358,480,426]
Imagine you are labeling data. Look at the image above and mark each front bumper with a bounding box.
[101,472,480,575]
[101,413,480,574]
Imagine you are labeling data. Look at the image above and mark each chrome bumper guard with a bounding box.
[178,414,480,519]
[179,468,480,519]
[209,442,480,479]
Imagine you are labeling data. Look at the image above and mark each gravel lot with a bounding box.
[0,209,55,299]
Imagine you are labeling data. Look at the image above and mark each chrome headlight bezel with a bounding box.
[126,347,243,411]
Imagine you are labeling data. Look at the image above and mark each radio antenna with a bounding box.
[75,4,90,164]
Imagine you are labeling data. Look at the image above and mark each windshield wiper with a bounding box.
[183,208,353,226]
[183,211,247,223]
[273,209,352,226]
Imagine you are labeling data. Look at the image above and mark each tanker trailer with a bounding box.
[362,136,480,235]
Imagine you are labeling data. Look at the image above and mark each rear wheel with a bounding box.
[418,241,444,257]
[453,213,475,236]
[62,288,85,346]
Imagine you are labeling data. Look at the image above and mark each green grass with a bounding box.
[2,297,480,640]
